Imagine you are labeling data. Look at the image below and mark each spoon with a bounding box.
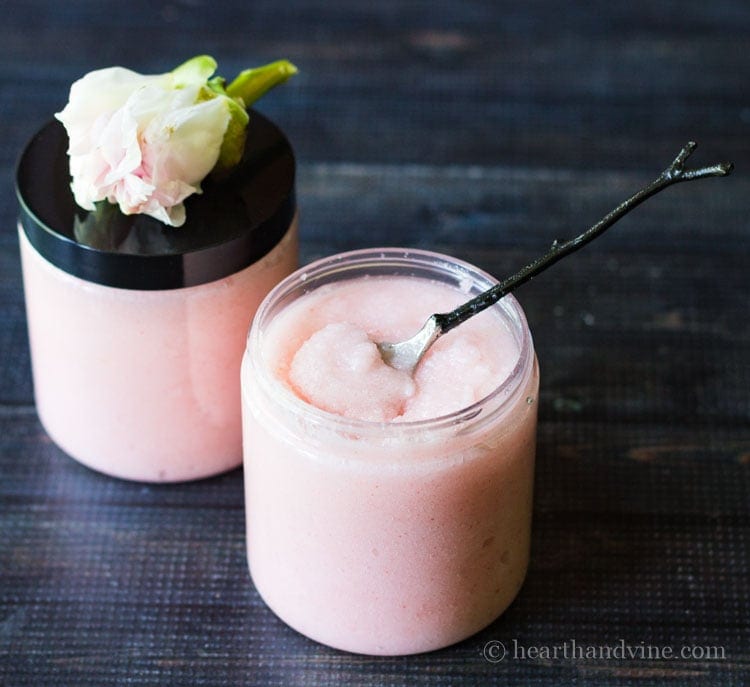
[377,142,733,374]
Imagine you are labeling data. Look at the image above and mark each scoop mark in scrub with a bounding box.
[289,322,415,422]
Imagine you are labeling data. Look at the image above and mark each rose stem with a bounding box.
[226,60,298,108]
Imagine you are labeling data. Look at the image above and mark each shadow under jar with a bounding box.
[241,248,539,655]
[16,112,297,482]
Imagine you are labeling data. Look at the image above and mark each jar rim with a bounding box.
[246,247,535,437]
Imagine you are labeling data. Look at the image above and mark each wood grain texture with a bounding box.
[1,1,749,685]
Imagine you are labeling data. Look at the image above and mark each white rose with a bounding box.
[55,57,233,227]
[56,56,297,228]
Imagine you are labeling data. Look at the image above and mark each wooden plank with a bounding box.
[1,3,748,169]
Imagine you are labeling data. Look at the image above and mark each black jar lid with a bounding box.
[16,111,296,290]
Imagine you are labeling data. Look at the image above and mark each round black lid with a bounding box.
[16,111,296,290]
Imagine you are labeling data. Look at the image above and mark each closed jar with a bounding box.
[17,112,297,482]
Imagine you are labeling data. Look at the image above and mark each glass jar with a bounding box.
[17,113,297,482]
[242,248,539,655]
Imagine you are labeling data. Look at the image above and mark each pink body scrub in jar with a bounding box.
[17,77,298,482]
[241,248,539,655]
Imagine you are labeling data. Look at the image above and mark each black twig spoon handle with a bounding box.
[378,143,734,373]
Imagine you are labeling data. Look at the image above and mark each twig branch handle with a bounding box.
[436,142,733,335]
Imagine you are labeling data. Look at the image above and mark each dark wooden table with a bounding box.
[1,2,748,685]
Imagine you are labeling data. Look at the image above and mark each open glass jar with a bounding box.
[241,248,539,655]
[16,112,297,482]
